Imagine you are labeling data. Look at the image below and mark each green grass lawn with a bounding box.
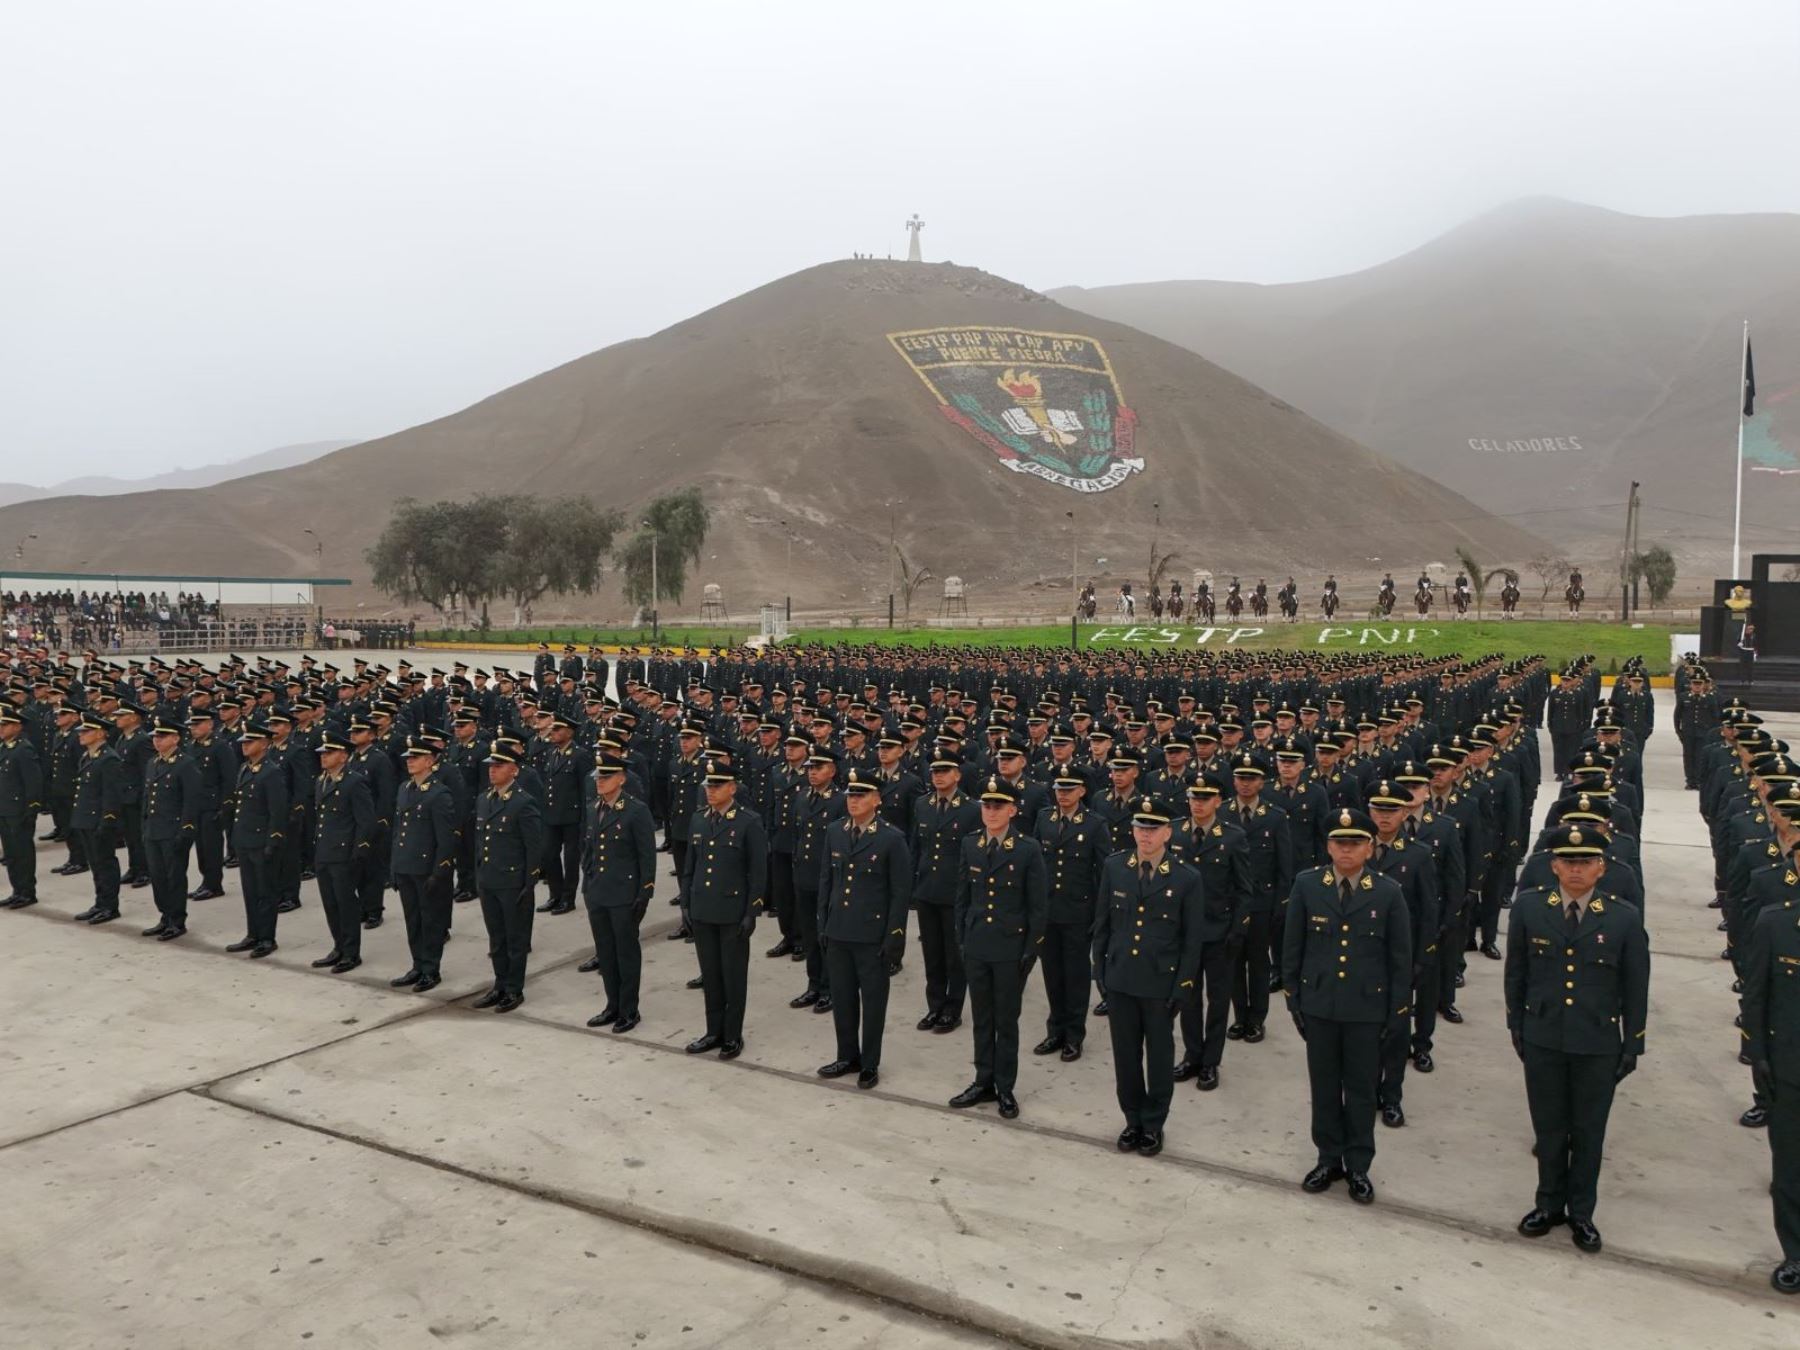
[421,618,1681,673]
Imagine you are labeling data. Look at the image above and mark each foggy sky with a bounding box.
[4,0,1797,481]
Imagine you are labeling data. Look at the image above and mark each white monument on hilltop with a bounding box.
[905,213,924,262]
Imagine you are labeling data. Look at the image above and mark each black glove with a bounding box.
[262,843,279,863]
[882,932,906,965]
[679,905,693,931]
[1019,953,1037,978]
[738,910,756,938]
[630,898,649,923]
[1289,1009,1307,1041]
[1614,1052,1637,1083]
[1511,1030,1526,1062]
[818,932,829,952]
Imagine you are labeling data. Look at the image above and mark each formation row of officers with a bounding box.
[0,644,1791,1289]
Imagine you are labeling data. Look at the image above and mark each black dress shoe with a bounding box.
[452,890,474,904]
[718,1040,743,1060]
[1301,1163,1344,1193]
[1117,1125,1144,1152]
[1032,1036,1064,1056]
[817,1059,860,1078]
[1172,1059,1198,1082]
[1740,1106,1769,1128]
[473,988,505,1009]
[1707,896,1724,908]
[933,1014,961,1034]
[495,993,522,1013]
[856,1069,879,1090]
[1267,973,1283,993]
[249,942,277,959]
[790,989,819,1008]
[276,898,299,914]
[1060,1043,1082,1062]
[766,937,796,958]
[390,969,422,987]
[1773,1260,1800,1295]
[1380,1103,1406,1128]
[6,896,36,909]
[1718,919,1731,932]
[686,975,704,990]
[917,1013,938,1031]
[1093,999,1109,1017]
[949,1082,997,1109]
[1197,1066,1219,1091]
[331,957,361,973]
[1517,1208,1566,1237]
[157,925,186,941]
[190,886,225,900]
[310,950,343,968]
[1226,1023,1246,1040]
[1439,1004,1464,1024]
[612,1013,640,1034]
[71,906,100,922]
[813,996,833,1014]
[128,875,150,890]
[301,870,317,883]
[996,1091,1019,1119]
[141,921,171,937]
[1480,943,1501,960]
[686,1034,722,1054]
[578,956,602,974]
[789,948,806,962]
[1412,1051,1434,1073]
[1569,1219,1602,1252]
[363,915,383,930]
[1242,1024,1265,1044]
[548,902,574,915]
[1346,1172,1375,1204]
[413,973,441,993]
[87,909,120,925]
[1136,1131,1163,1157]
[225,936,257,952]
[1453,972,1466,988]
[1732,978,1744,993]
[64,864,89,876]
[224,857,238,869]
[535,898,556,912]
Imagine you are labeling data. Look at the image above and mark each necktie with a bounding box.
[1141,862,1154,882]
[1376,843,1389,865]
[1341,879,1354,906]
[1566,897,1582,925]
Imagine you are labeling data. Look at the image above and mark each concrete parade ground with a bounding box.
[3,665,1797,1348]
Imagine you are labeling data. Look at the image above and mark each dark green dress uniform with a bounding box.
[1740,897,1800,1286]
[114,725,152,883]
[537,739,584,913]
[1168,810,1252,1077]
[1368,830,1440,1117]
[910,781,980,1026]
[1032,801,1110,1053]
[1281,850,1412,1181]
[313,767,376,963]
[49,716,85,870]
[681,794,769,1049]
[390,759,458,981]
[952,808,1048,1099]
[1505,878,1650,1227]
[142,746,201,930]
[71,736,125,918]
[0,718,44,906]
[791,776,845,1001]
[348,738,397,924]
[818,806,912,1075]
[474,777,546,1002]
[230,740,289,946]
[186,729,234,896]
[1092,846,1205,1143]
[579,781,657,1023]
[1222,790,1295,1032]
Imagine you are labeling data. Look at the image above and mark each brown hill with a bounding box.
[1051,198,1800,570]
[0,262,1543,615]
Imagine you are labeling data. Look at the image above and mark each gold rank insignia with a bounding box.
[1590,899,1604,913]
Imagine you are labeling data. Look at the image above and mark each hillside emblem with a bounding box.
[888,327,1144,492]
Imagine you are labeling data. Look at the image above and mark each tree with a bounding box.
[895,544,934,621]
[1630,544,1678,604]
[495,496,623,625]
[366,496,509,621]
[1528,551,1574,606]
[618,487,712,610]
[1454,547,1485,614]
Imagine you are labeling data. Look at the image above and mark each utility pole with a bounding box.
[1627,482,1641,626]
[1066,510,1077,620]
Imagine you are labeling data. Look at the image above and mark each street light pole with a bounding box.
[642,521,659,644]
[1066,510,1076,619]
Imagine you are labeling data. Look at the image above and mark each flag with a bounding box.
[1745,337,1756,417]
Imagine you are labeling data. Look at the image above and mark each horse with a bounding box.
[1278,583,1299,622]
[1078,583,1098,621]
[1250,589,1268,619]
[1499,581,1520,619]
[1376,582,1396,617]
[1414,584,1433,616]
[1167,582,1185,621]
[1453,584,1471,618]
[1321,589,1340,620]
[1225,587,1242,619]
[1195,586,1215,623]
[1565,582,1585,618]
[1149,585,1164,620]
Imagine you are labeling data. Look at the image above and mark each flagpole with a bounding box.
[1732,319,1748,577]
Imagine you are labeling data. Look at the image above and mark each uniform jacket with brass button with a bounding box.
[953,826,1048,963]
[391,774,456,877]
[1504,886,1649,1056]
[1369,835,1440,971]
[72,746,125,833]
[1280,865,1412,1023]
[580,791,655,908]
[313,770,376,866]
[1168,815,1251,943]
[819,816,911,944]
[1740,901,1800,1085]
[910,790,980,907]
[681,804,768,925]
[1091,850,1205,1000]
[475,783,546,892]
[142,752,201,842]
[1031,806,1111,928]
[1222,796,1296,914]
[229,756,287,852]
[539,745,584,828]
[0,736,44,819]
[792,788,845,892]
